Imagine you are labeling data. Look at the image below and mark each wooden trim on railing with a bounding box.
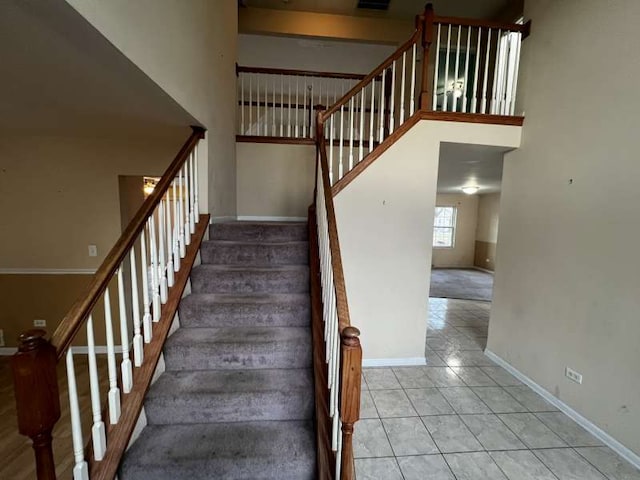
[50,127,205,360]
[237,65,368,81]
[315,114,352,333]
[236,135,315,145]
[432,15,529,33]
[86,214,209,480]
[419,110,525,126]
[309,206,335,480]
[320,29,422,120]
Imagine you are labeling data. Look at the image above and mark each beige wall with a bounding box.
[335,120,521,363]
[474,193,501,271]
[66,0,238,217]
[488,0,640,458]
[238,34,396,74]
[236,142,315,219]
[0,134,185,270]
[432,193,478,268]
[239,8,413,45]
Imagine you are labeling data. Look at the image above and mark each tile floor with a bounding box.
[354,298,640,480]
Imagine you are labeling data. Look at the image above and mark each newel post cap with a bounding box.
[17,329,48,353]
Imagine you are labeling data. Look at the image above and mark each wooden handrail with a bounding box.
[50,126,205,360]
[433,15,529,34]
[237,65,369,81]
[320,29,422,121]
[315,113,351,333]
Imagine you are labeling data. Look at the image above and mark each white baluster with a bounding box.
[452,25,462,112]
[288,77,292,137]
[348,97,354,170]
[379,71,386,142]
[280,75,284,137]
[140,229,152,343]
[178,169,186,258]
[303,77,307,138]
[339,104,344,179]
[240,74,245,134]
[264,76,268,136]
[272,75,277,135]
[117,267,133,393]
[189,152,195,234]
[359,87,365,162]
[183,164,190,247]
[509,33,522,116]
[481,28,492,114]
[173,180,181,270]
[130,245,144,366]
[443,25,451,112]
[369,79,375,153]
[104,287,122,423]
[257,75,261,135]
[471,28,482,113]
[390,61,397,132]
[194,145,199,221]
[400,50,406,122]
[66,349,89,480]
[166,195,174,288]
[149,214,161,323]
[329,111,334,184]
[86,315,106,461]
[462,27,472,113]
[158,200,168,304]
[433,24,442,110]
[409,44,417,116]
[490,29,502,114]
[249,74,253,135]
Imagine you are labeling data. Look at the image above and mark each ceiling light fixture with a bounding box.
[462,186,479,195]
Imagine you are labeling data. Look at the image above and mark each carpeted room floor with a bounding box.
[429,268,494,302]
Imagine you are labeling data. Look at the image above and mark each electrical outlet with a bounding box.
[0,329,4,347]
[88,245,98,257]
[34,319,47,328]
[565,367,583,384]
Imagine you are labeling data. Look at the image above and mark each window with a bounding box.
[433,206,457,248]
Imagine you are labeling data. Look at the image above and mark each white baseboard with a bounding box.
[473,266,494,274]
[484,349,640,469]
[363,357,426,367]
[0,347,17,355]
[211,216,237,223]
[0,268,96,275]
[237,216,307,222]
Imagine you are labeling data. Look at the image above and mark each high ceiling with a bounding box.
[241,0,515,20]
[437,143,511,194]
[0,0,196,137]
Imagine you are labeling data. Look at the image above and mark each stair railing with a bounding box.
[236,65,370,140]
[311,118,362,479]
[318,4,530,189]
[10,126,209,480]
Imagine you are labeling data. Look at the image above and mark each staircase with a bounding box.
[120,222,316,480]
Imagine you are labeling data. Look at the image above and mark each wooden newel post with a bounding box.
[339,326,362,480]
[420,3,435,110]
[11,329,60,480]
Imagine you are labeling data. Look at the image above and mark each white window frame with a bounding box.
[433,205,457,249]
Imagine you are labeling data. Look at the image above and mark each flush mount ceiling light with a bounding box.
[462,186,479,195]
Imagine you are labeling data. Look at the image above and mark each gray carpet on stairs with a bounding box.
[120,222,316,480]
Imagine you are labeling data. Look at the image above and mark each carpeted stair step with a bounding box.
[190,265,309,294]
[144,368,313,424]
[210,222,307,243]
[119,420,315,480]
[179,293,310,328]
[200,240,308,266]
[163,326,312,370]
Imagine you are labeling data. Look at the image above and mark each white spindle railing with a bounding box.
[236,67,367,139]
[55,134,204,480]
[431,22,523,115]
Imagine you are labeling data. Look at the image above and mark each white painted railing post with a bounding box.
[130,245,144,366]
[104,287,122,424]
[66,349,89,480]
[86,315,106,461]
[117,267,133,393]
[140,229,152,343]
